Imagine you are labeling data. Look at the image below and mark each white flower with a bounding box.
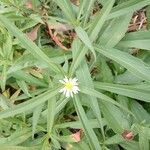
[59,76,80,98]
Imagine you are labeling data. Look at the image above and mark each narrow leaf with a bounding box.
[0,14,61,73]
[75,26,96,60]
[73,95,102,150]
[94,82,150,102]
[0,87,60,119]
[95,45,150,83]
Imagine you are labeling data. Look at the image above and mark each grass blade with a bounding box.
[94,82,150,102]
[47,97,56,134]
[75,26,96,60]
[98,13,132,48]
[117,30,150,51]
[73,95,102,150]
[76,59,105,139]
[95,45,150,83]
[88,0,115,42]
[0,14,62,73]
[80,86,133,115]
[70,0,114,75]
[32,104,44,138]
[54,0,76,23]
[0,86,61,119]
[108,0,150,19]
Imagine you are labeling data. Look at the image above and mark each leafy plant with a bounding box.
[0,0,150,150]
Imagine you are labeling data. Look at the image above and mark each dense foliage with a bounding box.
[0,0,150,149]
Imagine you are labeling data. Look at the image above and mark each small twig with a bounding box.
[133,15,138,24]
[138,19,145,29]
[46,23,68,51]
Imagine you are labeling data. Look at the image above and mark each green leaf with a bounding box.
[105,134,125,145]
[80,0,96,25]
[11,70,47,87]
[70,0,114,75]
[7,49,70,74]
[95,57,114,82]
[0,146,38,150]
[3,32,12,59]
[95,45,150,83]
[0,64,7,91]
[0,94,10,110]
[69,39,86,76]
[98,13,132,48]
[117,30,150,51]
[0,14,62,73]
[134,124,150,140]
[55,119,106,129]
[146,5,150,29]
[32,104,44,138]
[77,0,95,21]
[0,86,61,119]
[143,127,150,140]
[80,86,133,115]
[115,71,142,84]
[101,102,128,133]
[108,0,150,19]
[120,141,140,150]
[75,26,96,60]
[73,95,102,150]
[75,59,105,139]
[94,82,150,102]
[98,0,106,5]
[130,101,150,124]
[54,0,76,23]
[41,97,70,118]
[139,131,149,150]
[55,97,70,114]
[0,128,32,145]
[88,0,115,42]
[17,80,32,97]
[47,97,56,134]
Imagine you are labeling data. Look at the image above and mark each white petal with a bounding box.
[72,80,78,86]
[59,88,65,93]
[66,90,70,98]
[59,80,65,84]
[73,83,78,86]
[73,86,80,92]
[64,76,69,82]
[73,90,79,94]
[70,91,73,97]
[72,78,78,82]
[69,78,73,82]
[63,89,67,95]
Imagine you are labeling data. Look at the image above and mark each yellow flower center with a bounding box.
[65,82,73,90]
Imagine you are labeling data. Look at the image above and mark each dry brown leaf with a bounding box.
[71,129,83,142]
[48,23,73,32]
[26,25,40,41]
[122,130,134,140]
[70,0,80,6]
[47,23,68,51]
[25,1,33,9]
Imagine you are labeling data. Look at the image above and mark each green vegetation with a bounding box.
[0,0,150,149]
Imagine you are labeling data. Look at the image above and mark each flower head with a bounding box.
[59,76,80,98]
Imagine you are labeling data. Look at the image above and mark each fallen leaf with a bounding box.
[25,1,33,9]
[48,23,73,32]
[122,130,134,140]
[47,24,68,51]
[71,129,83,142]
[71,0,80,6]
[26,25,40,41]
